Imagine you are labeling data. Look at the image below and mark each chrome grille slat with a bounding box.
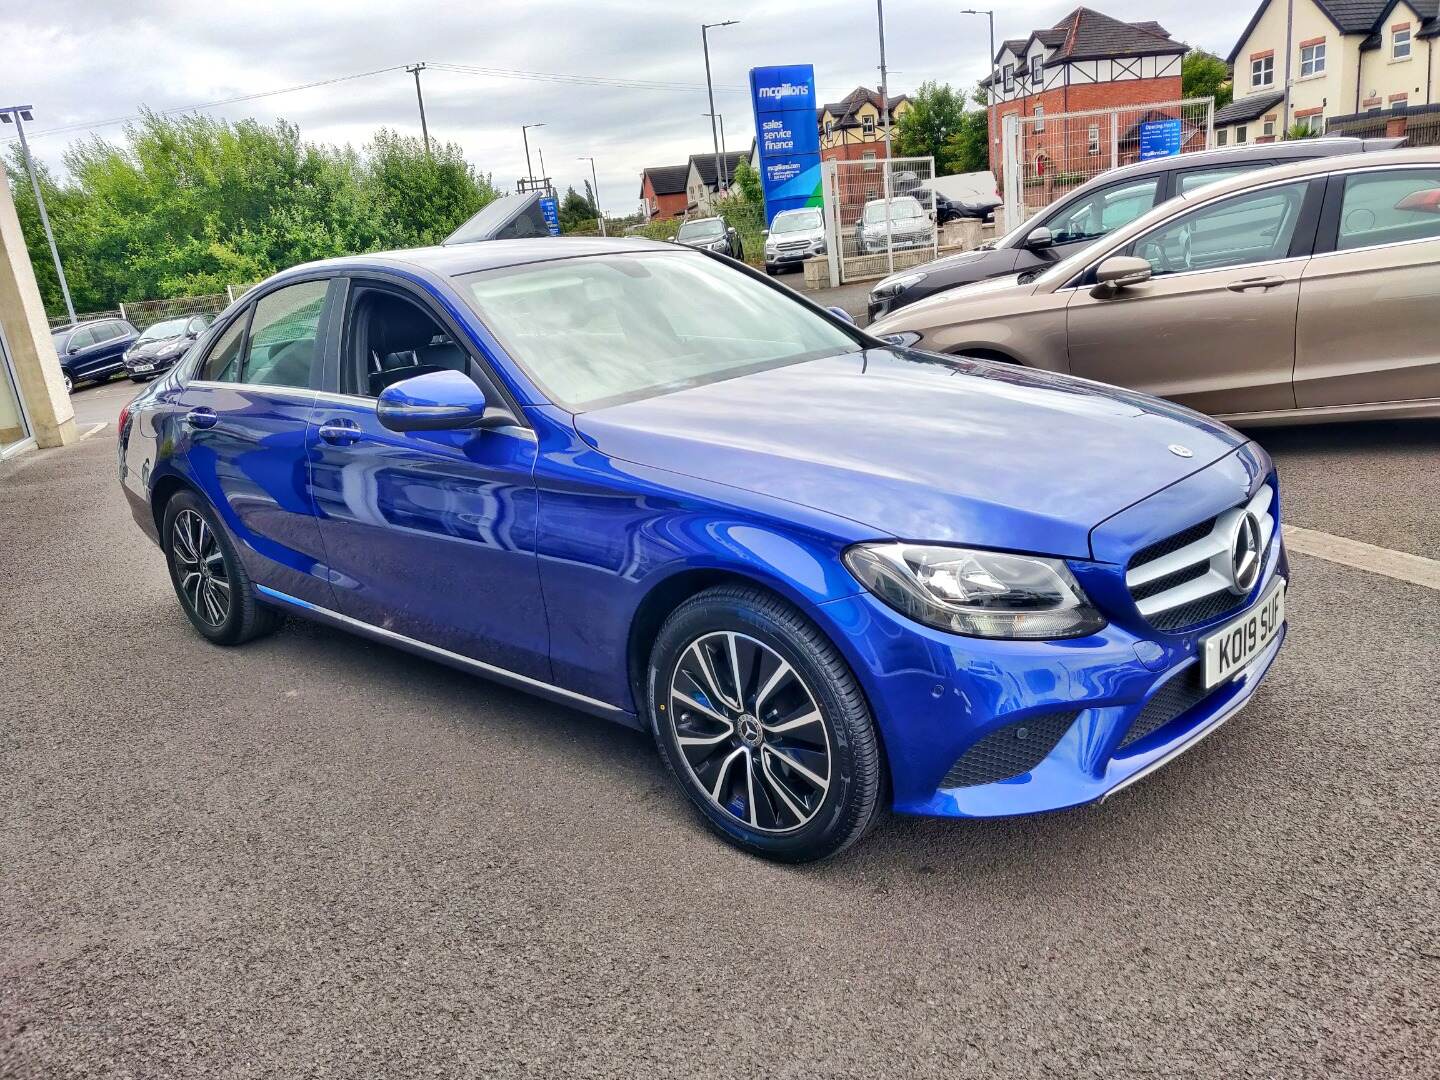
[1126,482,1277,632]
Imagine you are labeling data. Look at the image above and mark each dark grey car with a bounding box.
[867,137,1405,320]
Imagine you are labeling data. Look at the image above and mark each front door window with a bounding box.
[1132,181,1310,276]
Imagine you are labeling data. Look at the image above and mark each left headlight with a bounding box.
[843,543,1106,639]
[871,271,927,301]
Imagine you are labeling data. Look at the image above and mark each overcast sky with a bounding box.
[5,0,1253,216]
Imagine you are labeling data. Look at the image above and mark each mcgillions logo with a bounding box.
[758,82,809,101]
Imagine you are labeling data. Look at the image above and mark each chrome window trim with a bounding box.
[254,584,624,716]
[1308,233,1440,260]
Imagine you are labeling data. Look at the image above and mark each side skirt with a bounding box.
[255,584,639,727]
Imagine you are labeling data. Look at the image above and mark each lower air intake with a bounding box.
[941,711,1080,789]
[1119,666,1211,749]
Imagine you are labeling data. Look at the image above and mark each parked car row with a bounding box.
[51,313,214,393]
[869,145,1440,426]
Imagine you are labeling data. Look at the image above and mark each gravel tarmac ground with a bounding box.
[2,379,1437,1078]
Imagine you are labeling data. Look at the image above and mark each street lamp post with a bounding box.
[959,9,996,113]
[1,105,76,324]
[576,156,605,236]
[701,113,727,166]
[521,123,545,186]
[701,21,739,197]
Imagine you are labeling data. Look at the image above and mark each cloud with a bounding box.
[4,0,1254,214]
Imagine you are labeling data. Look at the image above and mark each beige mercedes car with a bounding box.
[868,148,1440,426]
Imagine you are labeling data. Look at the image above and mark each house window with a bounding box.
[1217,129,1229,147]
[1251,55,1274,87]
[1300,42,1326,77]
[824,119,834,135]
[1263,116,1275,138]
[1034,106,1045,132]
[1087,123,1100,154]
[862,150,877,170]
[862,114,876,135]
[1393,27,1411,60]
[1236,125,1248,144]
[1295,112,1325,135]
[1003,64,1014,93]
[1031,55,1044,82]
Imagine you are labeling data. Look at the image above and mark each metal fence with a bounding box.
[1000,97,1215,231]
[46,284,257,333]
[823,155,938,284]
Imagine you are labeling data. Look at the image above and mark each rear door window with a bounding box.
[1336,168,1440,251]
[238,280,329,390]
[197,314,248,383]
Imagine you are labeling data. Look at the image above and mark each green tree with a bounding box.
[557,185,598,231]
[6,111,498,319]
[1284,122,1323,139]
[894,81,968,174]
[1182,49,1233,110]
[940,83,991,175]
[731,156,762,204]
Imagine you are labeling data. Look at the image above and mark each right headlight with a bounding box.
[843,543,1106,639]
[870,271,927,302]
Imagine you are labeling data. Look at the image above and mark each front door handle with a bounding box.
[318,420,362,446]
[184,407,218,429]
[1226,276,1286,292]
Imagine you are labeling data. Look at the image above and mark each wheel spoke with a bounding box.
[763,708,822,735]
[753,657,793,717]
[676,728,733,748]
[743,749,759,827]
[760,751,810,824]
[673,689,730,726]
[173,521,198,564]
[725,632,744,707]
[709,746,746,802]
[688,642,737,711]
[763,744,829,795]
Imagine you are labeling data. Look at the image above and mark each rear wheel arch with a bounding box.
[950,346,1024,365]
[150,473,206,536]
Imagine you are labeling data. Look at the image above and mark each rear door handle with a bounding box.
[1226,276,1286,292]
[184,408,218,429]
[318,419,362,446]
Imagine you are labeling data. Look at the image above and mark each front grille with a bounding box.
[1125,482,1275,633]
[941,711,1079,788]
[1118,666,1211,749]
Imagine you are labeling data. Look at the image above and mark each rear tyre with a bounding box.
[162,491,280,646]
[62,372,74,395]
[647,585,884,863]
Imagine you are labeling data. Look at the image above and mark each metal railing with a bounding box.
[823,155,938,284]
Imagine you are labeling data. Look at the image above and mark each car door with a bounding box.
[1065,178,1322,416]
[60,325,98,378]
[85,321,130,377]
[304,276,551,683]
[173,277,338,610]
[1021,174,1165,273]
[1293,164,1440,409]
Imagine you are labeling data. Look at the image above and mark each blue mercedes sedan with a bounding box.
[118,238,1288,862]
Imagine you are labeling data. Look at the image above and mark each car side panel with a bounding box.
[1293,236,1440,408]
[915,290,1071,371]
[170,381,337,609]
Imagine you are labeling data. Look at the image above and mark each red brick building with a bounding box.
[639,164,690,221]
[983,8,1189,183]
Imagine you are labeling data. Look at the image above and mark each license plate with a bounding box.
[1202,578,1285,688]
[133,362,154,372]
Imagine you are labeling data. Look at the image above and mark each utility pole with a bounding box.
[960,9,996,150]
[521,123,545,187]
[406,63,431,157]
[0,105,75,324]
[701,21,739,196]
[875,1,895,273]
[702,113,728,165]
[577,156,605,236]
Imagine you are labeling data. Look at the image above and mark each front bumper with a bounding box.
[813,451,1289,819]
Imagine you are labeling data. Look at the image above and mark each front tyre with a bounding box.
[162,491,280,646]
[648,585,884,862]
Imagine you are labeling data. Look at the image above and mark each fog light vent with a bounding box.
[940,711,1079,789]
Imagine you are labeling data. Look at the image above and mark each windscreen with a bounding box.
[137,318,190,342]
[864,199,923,223]
[677,219,725,241]
[772,210,822,234]
[461,251,858,411]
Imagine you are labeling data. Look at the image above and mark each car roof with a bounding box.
[52,317,124,335]
[1037,145,1440,288]
[1060,137,1395,200]
[279,236,684,280]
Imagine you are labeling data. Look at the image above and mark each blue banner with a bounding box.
[749,64,822,227]
[1139,118,1183,161]
[538,195,561,235]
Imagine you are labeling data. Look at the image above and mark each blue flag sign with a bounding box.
[1139,118,1183,161]
[749,64,823,227]
[538,195,561,236]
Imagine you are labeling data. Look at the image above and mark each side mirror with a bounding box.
[761,229,769,238]
[827,305,855,325]
[377,369,489,432]
[1025,226,1054,250]
[1093,255,1153,293]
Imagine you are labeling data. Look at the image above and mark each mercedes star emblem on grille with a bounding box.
[1228,511,1262,595]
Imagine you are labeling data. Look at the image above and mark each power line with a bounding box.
[427,61,749,94]
[4,64,409,142]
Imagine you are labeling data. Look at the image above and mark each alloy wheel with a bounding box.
[63,373,73,394]
[171,509,230,627]
[667,631,832,834]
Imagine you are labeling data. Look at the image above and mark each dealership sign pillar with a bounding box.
[748,65,822,227]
